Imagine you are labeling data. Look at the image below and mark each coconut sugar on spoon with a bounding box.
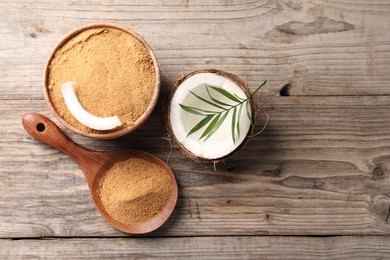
[47,27,156,133]
[99,157,173,225]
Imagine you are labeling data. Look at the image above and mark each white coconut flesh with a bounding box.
[61,81,122,131]
[169,73,252,160]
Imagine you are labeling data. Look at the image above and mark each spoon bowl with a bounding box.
[22,113,178,234]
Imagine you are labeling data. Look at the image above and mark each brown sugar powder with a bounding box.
[99,157,172,225]
[48,27,156,133]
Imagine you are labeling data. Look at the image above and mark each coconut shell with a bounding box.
[164,69,259,163]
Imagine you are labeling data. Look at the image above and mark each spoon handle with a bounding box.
[22,113,94,165]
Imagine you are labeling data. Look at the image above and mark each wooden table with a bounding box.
[1,1,390,258]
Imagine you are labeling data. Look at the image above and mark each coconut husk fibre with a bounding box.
[47,27,156,133]
[99,157,172,225]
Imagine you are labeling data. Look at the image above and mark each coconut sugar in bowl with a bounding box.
[44,24,160,139]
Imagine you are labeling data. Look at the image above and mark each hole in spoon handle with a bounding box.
[22,113,81,155]
[36,123,45,132]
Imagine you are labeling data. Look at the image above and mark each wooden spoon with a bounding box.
[22,113,178,234]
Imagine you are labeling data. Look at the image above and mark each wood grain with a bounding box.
[1,0,390,99]
[1,236,390,259]
[1,0,390,257]
[1,95,389,237]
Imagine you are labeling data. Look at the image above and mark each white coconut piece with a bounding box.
[169,72,252,160]
[61,81,122,131]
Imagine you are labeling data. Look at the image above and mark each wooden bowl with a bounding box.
[43,23,160,139]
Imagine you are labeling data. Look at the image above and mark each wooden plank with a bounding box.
[1,236,390,259]
[1,96,390,237]
[1,0,390,99]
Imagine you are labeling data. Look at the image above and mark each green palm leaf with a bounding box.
[236,101,243,139]
[189,90,226,110]
[208,85,241,102]
[205,85,232,107]
[187,115,214,137]
[234,93,245,101]
[204,111,229,141]
[179,104,217,115]
[246,100,252,123]
[231,107,237,144]
[179,80,267,143]
[200,113,222,140]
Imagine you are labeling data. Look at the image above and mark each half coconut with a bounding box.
[166,69,262,163]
